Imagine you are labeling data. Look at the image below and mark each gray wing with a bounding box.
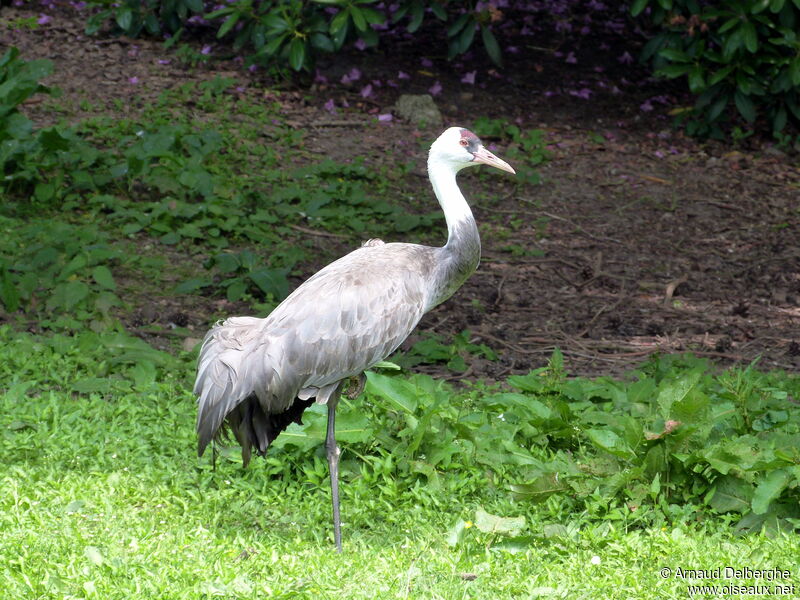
[194,242,435,451]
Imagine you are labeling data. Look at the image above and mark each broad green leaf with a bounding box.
[51,281,90,311]
[359,7,385,26]
[129,361,156,390]
[310,33,335,52]
[262,14,289,34]
[446,519,467,547]
[407,1,424,33]
[688,65,706,93]
[372,360,401,370]
[742,21,758,52]
[0,267,19,312]
[144,13,160,34]
[789,57,800,86]
[447,13,470,37]
[249,268,288,299]
[656,370,701,419]
[708,94,729,122]
[288,37,306,71]
[709,65,734,85]
[85,546,104,566]
[630,0,649,16]
[174,278,212,294]
[474,508,525,536]
[752,469,792,515]
[71,377,111,394]
[586,428,636,459]
[656,64,692,79]
[217,13,239,38]
[366,371,418,413]
[225,278,247,302]
[430,3,447,20]
[772,106,788,132]
[329,10,349,35]
[735,90,756,122]
[481,26,502,67]
[456,20,476,54]
[709,475,753,513]
[92,265,116,291]
[510,474,566,502]
[116,6,133,31]
[349,5,367,31]
[65,500,85,513]
[542,523,574,540]
[659,48,690,62]
[332,409,371,443]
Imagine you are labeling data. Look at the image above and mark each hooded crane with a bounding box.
[195,127,515,552]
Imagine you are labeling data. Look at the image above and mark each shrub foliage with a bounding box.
[633,0,800,137]
[85,0,507,71]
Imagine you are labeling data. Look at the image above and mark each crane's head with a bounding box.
[428,126,515,175]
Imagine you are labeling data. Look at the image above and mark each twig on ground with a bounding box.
[288,224,347,238]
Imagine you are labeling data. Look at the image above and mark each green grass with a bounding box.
[2,328,800,599]
[3,47,800,599]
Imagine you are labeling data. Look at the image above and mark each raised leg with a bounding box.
[347,373,367,399]
[326,393,343,553]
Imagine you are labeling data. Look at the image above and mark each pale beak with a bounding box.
[472,145,516,174]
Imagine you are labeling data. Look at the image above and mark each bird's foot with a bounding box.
[347,373,366,399]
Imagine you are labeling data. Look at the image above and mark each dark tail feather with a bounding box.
[225,395,315,467]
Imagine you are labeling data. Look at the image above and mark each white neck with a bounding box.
[425,155,481,309]
[427,158,474,246]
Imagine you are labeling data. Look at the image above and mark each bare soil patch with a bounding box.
[5,5,799,378]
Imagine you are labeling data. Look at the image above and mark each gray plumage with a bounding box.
[194,127,514,551]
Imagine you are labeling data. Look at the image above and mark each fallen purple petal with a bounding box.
[568,88,592,99]
[397,71,410,80]
[360,84,373,98]
[461,71,476,85]
[429,81,442,96]
[324,99,336,113]
[377,113,393,122]
[201,45,212,55]
[354,39,367,51]
[37,14,51,25]
[128,76,140,84]
[421,57,433,67]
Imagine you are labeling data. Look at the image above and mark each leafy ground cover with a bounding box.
[2,328,800,599]
[4,3,798,378]
[1,3,800,598]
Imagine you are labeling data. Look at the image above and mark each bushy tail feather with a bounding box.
[194,316,313,463]
[226,395,316,466]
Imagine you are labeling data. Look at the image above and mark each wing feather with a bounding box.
[195,243,436,454]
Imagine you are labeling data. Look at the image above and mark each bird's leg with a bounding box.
[326,388,344,553]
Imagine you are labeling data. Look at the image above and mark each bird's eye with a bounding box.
[459,138,469,147]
